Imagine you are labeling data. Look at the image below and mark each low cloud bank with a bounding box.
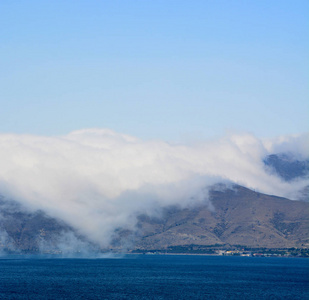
[0,129,308,247]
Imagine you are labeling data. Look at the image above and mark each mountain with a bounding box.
[0,153,308,254]
[0,196,92,254]
[264,153,309,201]
[112,185,308,252]
[0,185,308,254]
[264,153,309,181]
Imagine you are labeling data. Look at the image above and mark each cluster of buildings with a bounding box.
[216,250,251,256]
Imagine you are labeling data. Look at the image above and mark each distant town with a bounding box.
[130,245,309,258]
[2,245,309,258]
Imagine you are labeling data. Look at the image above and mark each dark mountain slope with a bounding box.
[0,197,84,253]
[129,185,309,250]
[264,153,309,181]
[1,185,308,253]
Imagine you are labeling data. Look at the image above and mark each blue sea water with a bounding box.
[0,255,308,299]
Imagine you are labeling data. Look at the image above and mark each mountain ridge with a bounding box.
[114,185,308,252]
[0,153,308,254]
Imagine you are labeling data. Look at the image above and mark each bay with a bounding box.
[0,255,308,299]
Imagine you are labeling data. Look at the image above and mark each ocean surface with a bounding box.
[0,254,308,299]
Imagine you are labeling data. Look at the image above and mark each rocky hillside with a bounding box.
[1,184,309,254]
[1,184,308,254]
[114,185,309,251]
[0,197,89,253]
[1,150,309,254]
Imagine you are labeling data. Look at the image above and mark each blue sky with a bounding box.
[1,0,308,141]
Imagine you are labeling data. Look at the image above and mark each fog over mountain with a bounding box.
[0,129,308,248]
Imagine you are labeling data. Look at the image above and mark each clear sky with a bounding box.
[1,0,308,141]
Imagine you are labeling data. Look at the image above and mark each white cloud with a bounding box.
[263,132,309,160]
[0,129,307,247]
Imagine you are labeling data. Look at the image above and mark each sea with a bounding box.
[0,254,308,299]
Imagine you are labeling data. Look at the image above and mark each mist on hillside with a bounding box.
[0,129,308,247]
